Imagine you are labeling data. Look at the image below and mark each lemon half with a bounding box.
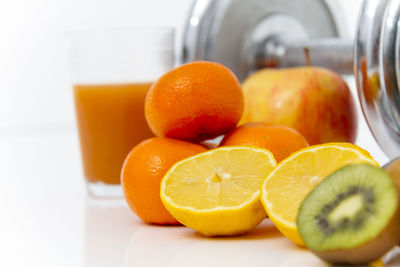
[260,142,378,245]
[160,146,277,236]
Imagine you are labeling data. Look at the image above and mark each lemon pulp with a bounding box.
[261,142,378,245]
[161,146,277,236]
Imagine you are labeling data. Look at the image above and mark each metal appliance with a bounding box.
[182,0,400,159]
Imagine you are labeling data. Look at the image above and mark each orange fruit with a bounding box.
[121,137,207,224]
[220,122,309,162]
[145,61,244,143]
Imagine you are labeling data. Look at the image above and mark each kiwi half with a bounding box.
[297,164,400,265]
[383,157,400,245]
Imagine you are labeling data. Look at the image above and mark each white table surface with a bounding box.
[1,125,400,267]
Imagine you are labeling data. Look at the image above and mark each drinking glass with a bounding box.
[68,27,175,198]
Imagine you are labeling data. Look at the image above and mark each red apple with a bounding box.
[240,67,357,145]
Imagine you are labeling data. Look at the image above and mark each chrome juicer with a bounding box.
[181,0,400,159]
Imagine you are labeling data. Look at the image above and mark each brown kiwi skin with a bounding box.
[311,204,400,265]
[383,157,400,245]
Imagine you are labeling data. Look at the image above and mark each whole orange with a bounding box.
[121,137,207,225]
[220,122,309,162]
[145,61,244,143]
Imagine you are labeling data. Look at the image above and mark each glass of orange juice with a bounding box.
[68,27,174,198]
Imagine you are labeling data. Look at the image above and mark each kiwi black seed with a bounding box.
[297,164,400,265]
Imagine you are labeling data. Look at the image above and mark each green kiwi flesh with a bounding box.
[297,164,400,264]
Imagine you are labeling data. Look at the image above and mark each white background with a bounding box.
[0,0,366,136]
[0,0,394,266]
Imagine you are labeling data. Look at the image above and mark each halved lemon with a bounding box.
[260,142,378,246]
[160,146,277,236]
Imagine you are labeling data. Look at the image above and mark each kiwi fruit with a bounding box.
[297,164,400,265]
[383,157,400,244]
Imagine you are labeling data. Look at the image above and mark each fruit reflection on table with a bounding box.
[91,60,400,266]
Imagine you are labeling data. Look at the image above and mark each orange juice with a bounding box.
[74,82,154,185]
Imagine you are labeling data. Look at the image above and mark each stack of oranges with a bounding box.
[121,61,309,225]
